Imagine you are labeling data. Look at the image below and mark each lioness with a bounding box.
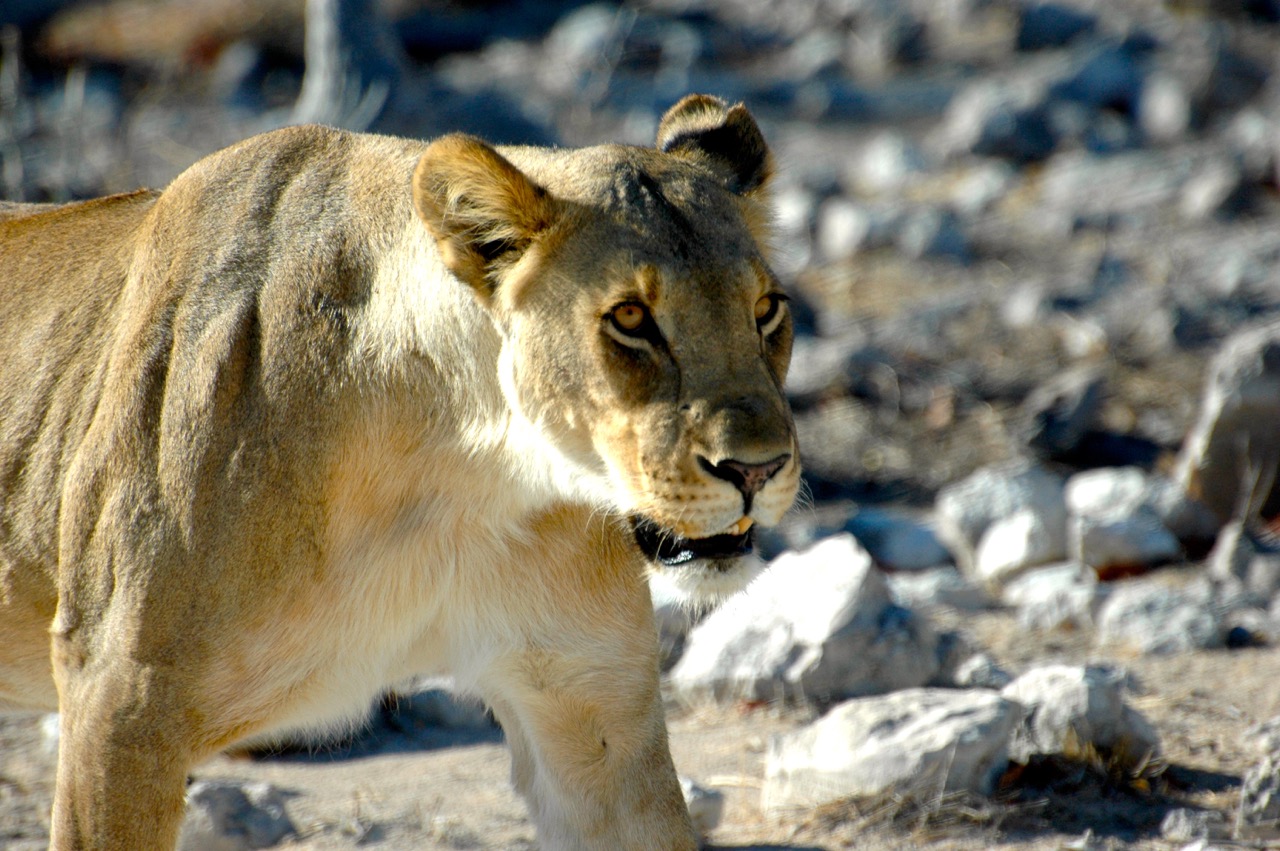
[0,94,799,849]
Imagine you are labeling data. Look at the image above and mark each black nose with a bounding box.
[699,454,790,501]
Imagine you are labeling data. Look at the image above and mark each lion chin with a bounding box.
[632,516,768,605]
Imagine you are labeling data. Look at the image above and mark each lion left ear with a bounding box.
[655,94,773,195]
[413,134,558,299]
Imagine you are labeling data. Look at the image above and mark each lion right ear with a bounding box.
[656,94,773,195]
[413,134,557,299]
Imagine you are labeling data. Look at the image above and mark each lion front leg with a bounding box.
[483,647,698,851]
[49,644,196,850]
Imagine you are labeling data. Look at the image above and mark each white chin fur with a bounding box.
[648,553,766,610]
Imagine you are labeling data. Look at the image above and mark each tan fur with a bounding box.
[0,95,798,850]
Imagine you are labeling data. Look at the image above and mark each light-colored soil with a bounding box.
[5,585,1280,851]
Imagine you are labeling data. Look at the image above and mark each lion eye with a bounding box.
[611,303,649,335]
[754,293,788,332]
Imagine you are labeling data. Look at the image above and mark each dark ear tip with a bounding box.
[655,95,772,194]
[656,94,731,153]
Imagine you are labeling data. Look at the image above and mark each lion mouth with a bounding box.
[630,516,755,567]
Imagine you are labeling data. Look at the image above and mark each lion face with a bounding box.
[413,96,799,596]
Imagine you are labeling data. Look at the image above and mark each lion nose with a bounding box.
[699,454,791,502]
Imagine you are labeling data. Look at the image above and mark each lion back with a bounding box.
[0,125,409,624]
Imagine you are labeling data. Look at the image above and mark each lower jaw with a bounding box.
[629,516,755,567]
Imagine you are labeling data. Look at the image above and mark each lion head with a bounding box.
[412,95,800,598]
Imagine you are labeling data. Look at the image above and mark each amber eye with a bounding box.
[611,303,648,334]
[755,293,788,330]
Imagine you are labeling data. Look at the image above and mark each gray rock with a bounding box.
[1001,562,1096,608]
[178,781,296,851]
[395,681,493,731]
[668,534,939,707]
[941,78,1057,163]
[1138,71,1193,145]
[845,12,928,78]
[814,197,902,261]
[896,208,970,263]
[1240,751,1280,839]
[949,160,1017,215]
[1016,3,1097,52]
[1007,563,1103,632]
[845,507,952,571]
[935,462,1068,577]
[1019,367,1105,458]
[1243,715,1280,755]
[1001,665,1160,772]
[888,566,991,611]
[771,183,817,275]
[1036,148,1221,233]
[680,776,724,837]
[653,595,695,673]
[1180,160,1249,221]
[763,688,1021,812]
[785,331,867,404]
[1207,520,1280,606]
[1049,41,1145,115]
[848,132,931,195]
[1095,578,1222,655]
[1160,808,1229,842]
[951,652,1014,690]
[1175,320,1280,528]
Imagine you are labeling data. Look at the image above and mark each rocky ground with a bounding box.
[9,0,1280,848]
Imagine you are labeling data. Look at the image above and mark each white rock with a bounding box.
[179,781,295,851]
[1160,807,1229,842]
[1065,467,1216,548]
[814,197,903,261]
[763,688,1021,812]
[935,463,1068,576]
[1001,665,1159,771]
[1072,510,1181,573]
[668,534,939,706]
[1001,562,1095,608]
[1095,578,1222,655]
[1243,715,1280,755]
[1240,751,1280,839]
[974,507,1066,585]
[851,132,930,194]
[680,777,724,837]
[1019,588,1101,632]
[40,713,60,757]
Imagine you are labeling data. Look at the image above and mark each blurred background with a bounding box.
[13,3,1280,846]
